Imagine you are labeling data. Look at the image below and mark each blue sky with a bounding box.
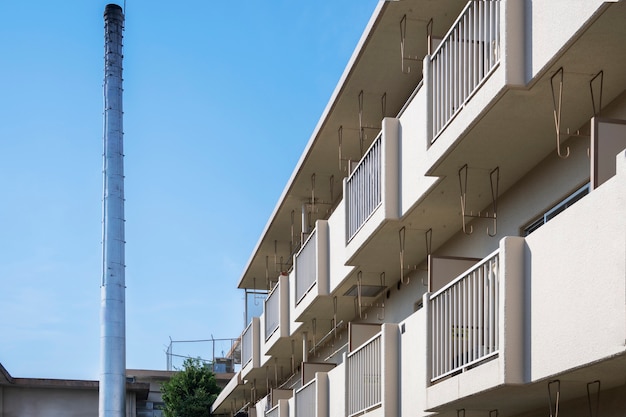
[0,1,378,379]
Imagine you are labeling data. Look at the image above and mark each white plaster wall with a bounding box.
[398,84,440,218]
[400,307,430,417]
[291,220,330,332]
[288,268,302,337]
[525,151,626,381]
[526,0,614,82]
[381,323,399,417]
[327,361,346,417]
[327,199,354,293]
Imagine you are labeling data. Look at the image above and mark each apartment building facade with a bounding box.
[212,0,626,416]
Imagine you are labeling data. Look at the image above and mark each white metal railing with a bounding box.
[295,228,317,304]
[241,322,253,367]
[266,404,279,417]
[431,0,501,140]
[347,333,382,416]
[430,250,500,381]
[265,283,280,340]
[346,133,382,242]
[296,379,316,417]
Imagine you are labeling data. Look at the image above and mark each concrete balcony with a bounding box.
[423,152,626,414]
[345,323,399,417]
[294,366,332,417]
[344,118,400,264]
[425,0,524,166]
[265,398,289,417]
[241,317,261,380]
[425,237,525,410]
[293,221,329,322]
[525,150,626,382]
[264,275,290,357]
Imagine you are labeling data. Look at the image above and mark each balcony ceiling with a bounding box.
[238,0,468,290]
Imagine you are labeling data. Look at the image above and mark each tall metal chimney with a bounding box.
[100,4,126,417]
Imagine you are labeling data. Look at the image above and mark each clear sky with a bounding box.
[0,1,378,379]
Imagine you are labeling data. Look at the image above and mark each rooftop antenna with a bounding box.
[100,4,126,417]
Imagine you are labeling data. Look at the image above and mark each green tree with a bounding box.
[161,358,221,417]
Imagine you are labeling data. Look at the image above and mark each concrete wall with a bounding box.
[525,150,626,381]
[525,0,615,83]
[327,363,345,417]
[1,386,99,417]
[327,199,354,294]
[400,307,430,417]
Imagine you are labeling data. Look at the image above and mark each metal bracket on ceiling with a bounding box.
[550,67,601,159]
[338,126,359,175]
[399,227,410,285]
[353,271,385,320]
[489,410,499,417]
[251,278,264,306]
[399,227,433,285]
[312,318,317,356]
[265,256,270,290]
[377,273,386,320]
[355,271,366,319]
[358,90,387,155]
[311,174,316,217]
[400,15,433,73]
[333,296,338,339]
[290,339,295,375]
[273,240,287,274]
[290,210,295,255]
[548,380,561,417]
[590,70,604,116]
[459,164,499,237]
[551,68,570,158]
[587,380,600,417]
[307,173,335,213]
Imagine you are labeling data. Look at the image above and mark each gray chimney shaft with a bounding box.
[100,4,126,417]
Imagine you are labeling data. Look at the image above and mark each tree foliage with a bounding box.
[161,358,221,417]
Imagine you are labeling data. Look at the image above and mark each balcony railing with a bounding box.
[295,379,316,417]
[266,404,279,417]
[265,283,280,340]
[431,0,501,140]
[295,228,317,304]
[430,250,500,381]
[347,333,381,416]
[241,321,253,367]
[346,132,382,241]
